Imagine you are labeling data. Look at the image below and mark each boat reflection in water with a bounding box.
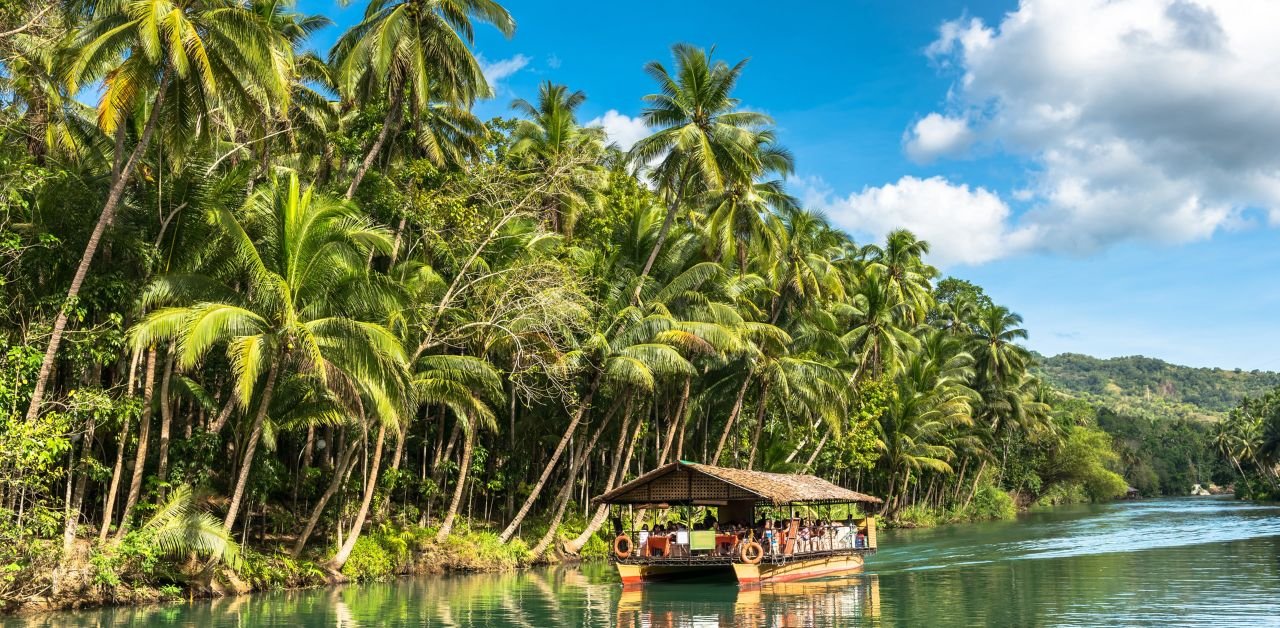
[616,575,880,628]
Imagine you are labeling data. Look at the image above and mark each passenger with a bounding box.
[638,524,650,556]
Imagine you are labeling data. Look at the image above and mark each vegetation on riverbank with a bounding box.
[0,0,1171,614]
[1212,385,1280,501]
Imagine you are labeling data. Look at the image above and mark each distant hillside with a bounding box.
[1034,353,1280,421]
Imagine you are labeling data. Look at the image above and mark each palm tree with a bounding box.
[331,0,514,199]
[866,230,936,324]
[131,174,408,534]
[509,81,607,234]
[26,0,286,421]
[629,43,770,295]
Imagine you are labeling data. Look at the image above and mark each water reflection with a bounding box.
[615,577,881,628]
[8,498,1280,627]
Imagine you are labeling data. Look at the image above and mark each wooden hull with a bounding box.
[733,554,864,584]
[616,553,865,585]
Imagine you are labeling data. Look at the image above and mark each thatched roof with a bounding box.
[593,462,882,506]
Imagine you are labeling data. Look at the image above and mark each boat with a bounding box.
[593,461,882,585]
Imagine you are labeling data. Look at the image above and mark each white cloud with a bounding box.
[918,0,1280,253]
[800,175,1038,267]
[585,110,649,152]
[479,54,531,95]
[904,113,974,162]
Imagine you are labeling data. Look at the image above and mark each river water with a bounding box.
[11,497,1280,627]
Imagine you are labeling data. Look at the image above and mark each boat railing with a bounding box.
[616,523,874,563]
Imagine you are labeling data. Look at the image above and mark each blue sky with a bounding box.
[298,0,1280,370]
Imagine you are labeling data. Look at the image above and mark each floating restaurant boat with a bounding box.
[594,461,882,585]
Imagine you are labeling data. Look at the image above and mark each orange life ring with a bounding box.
[613,535,633,559]
[739,541,764,564]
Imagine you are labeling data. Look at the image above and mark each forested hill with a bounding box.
[1034,353,1280,420]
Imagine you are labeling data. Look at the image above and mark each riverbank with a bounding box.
[3,521,568,616]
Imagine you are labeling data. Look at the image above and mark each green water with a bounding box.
[11,497,1280,626]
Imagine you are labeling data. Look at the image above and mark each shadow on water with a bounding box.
[8,497,1280,627]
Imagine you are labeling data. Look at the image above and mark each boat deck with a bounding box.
[612,547,876,567]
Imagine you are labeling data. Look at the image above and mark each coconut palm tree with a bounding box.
[26,0,287,421]
[130,173,409,534]
[629,43,770,293]
[331,0,514,199]
[509,81,607,234]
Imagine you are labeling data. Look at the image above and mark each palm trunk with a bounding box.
[98,414,132,542]
[223,351,284,531]
[330,421,387,569]
[711,372,753,465]
[292,438,360,557]
[530,408,614,559]
[498,373,600,543]
[633,186,685,303]
[565,397,637,554]
[963,459,988,512]
[802,426,831,473]
[155,345,175,499]
[746,381,771,470]
[25,72,170,422]
[435,420,474,541]
[59,413,97,561]
[115,346,158,539]
[656,378,689,467]
[345,90,403,200]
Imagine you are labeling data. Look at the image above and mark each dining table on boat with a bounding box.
[715,534,738,554]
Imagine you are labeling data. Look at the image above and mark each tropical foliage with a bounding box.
[0,0,1151,607]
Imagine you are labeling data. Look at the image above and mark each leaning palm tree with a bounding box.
[330,0,515,199]
[131,173,409,533]
[629,43,771,293]
[26,0,287,421]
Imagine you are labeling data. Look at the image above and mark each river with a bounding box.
[9,497,1280,626]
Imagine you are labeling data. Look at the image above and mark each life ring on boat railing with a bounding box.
[739,541,764,564]
[613,535,633,559]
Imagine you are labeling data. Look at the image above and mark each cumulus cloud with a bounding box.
[585,110,649,152]
[918,0,1280,253]
[799,175,1037,267]
[479,54,531,94]
[904,113,974,162]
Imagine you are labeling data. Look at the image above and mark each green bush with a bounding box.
[1035,482,1089,507]
[894,505,940,527]
[341,536,395,581]
[966,485,1017,521]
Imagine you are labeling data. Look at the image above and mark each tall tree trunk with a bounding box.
[345,89,403,200]
[746,381,771,470]
[435,420,473,541]
[499,373,600,543]
[633,189,684,303]
[155,345,175,499]
[59,413,97,562]
[223,351,284,531]
[565,397,637,554]
[330,421,387,570]
[292,438,360,557]
[656,378,689,467]
[802,426,831,473]
[115,347,158,539]
[99,415,132,542]
[25,73,170,421]
[711,372,753,465]
[530,408,614,559]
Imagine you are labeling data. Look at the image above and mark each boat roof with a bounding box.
[593,461,882,506]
